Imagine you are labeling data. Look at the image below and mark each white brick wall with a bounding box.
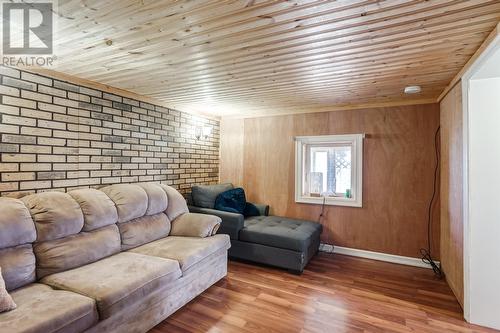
[0,67,220,196]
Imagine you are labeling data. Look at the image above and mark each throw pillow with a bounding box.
[215,188,247,215]
[0,267,16,313]
[243,202,261,217]
[191,183,234,209]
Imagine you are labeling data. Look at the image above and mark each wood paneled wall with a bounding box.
[440,83,464,307]
[219,118,244,186]
[220,104,440,258]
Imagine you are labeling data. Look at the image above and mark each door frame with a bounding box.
[461,33,500,322]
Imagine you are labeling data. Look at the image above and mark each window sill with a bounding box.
[295,196,362,208]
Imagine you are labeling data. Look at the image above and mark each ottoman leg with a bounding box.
[287,268,303,275]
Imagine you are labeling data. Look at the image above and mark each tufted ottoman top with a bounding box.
[240,216,322,252]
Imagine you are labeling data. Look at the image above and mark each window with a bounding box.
[295,134,363,207]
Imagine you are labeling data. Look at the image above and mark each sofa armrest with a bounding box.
[188,206,244,240]
[170,213,221,238]
[250,203,270,216]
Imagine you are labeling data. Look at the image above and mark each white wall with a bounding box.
[468,76,500,329]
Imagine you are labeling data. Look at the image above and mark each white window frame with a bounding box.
[295,134,364,207]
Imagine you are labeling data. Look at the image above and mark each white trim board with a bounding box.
[461,32,500,324]
[319,244,440,270]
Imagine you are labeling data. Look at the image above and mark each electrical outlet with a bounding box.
[319,243,334,253]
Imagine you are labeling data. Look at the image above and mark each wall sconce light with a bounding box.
[195,126,212,140]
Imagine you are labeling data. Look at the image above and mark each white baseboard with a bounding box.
[319,243,440,270]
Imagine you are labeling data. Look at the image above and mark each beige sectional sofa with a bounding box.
[0,183,230,333]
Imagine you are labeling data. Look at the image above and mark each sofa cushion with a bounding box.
[138,183,168,215]
[69,189,118,231]
[170,213,221,238]
[0,198,35,249]
[0,283,98,333]
[129,234,230,272]
[34,224,121,279]
[158,184,189,221]
[100,184,148,223]
[191,183,233,209]
[22,192,84,242]
[240,216,322,252]
[119,213,171,250]
[0,245,36,291]
[41,252,181,319]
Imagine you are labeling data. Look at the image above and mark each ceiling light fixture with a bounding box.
[404,85,422,94]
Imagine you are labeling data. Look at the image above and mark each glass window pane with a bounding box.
[333,147,351,195]
[311,150,327,194]
[303,143,352,197]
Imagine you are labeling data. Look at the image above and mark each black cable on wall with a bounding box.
[420,125,443,278]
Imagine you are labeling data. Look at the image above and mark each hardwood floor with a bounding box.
[151,253,497,333]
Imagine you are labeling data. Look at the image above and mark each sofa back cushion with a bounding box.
[191,183,234,209]
[102,183,172,250]
[119,213,171,250]
[100,184,148,223]
[158,184,189,221]
[34,224,121,278]
[22,191,121,279]
[21,192,84,242]
[69,189,118,231]
[0,198,35,248]
[138,183,168,216]
[0,198,36,291]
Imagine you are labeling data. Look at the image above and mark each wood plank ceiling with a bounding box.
[48,0,500,117]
